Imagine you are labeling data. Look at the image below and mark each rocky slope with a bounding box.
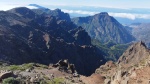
[1,45,150,84]
[94,41,150,84]
[0,59,108,84]
[117,41,149,67]
[72,12,135,44]
[0,60,83,84]
[0,7,105,76]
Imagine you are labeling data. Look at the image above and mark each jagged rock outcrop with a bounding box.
[0,71,14,81]
[94,42,150,84]
[72,12,135,44]
[52,59,77,74]
[118,41,150,68]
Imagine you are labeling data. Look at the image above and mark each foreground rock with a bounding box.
[0,71,14,81]
[52,59,77,74]
[0,60,86,84]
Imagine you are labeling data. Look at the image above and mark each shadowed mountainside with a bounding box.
[0,7,106,76]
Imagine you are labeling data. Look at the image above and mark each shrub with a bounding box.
[2,77,19,84]
[8,65,22,71]
[48,78,64,84]
[40,80,48,84]
[7,63,48,71]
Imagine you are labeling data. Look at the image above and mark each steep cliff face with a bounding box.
[72,12,135,44]
[0,7,105,76]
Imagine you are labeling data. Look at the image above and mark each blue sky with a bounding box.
[1,0,150,9]
[1,0,150,24]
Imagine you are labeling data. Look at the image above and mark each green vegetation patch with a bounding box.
[48,78,64,84]
[92,39,129,61]
[2,77,19,84]
[3,63,48,71]
[41,78,65,84]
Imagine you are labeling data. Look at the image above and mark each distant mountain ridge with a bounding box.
[72,12,135,44]
[127,23,150,47]
[30,6,71,22]
[23,4,72,22]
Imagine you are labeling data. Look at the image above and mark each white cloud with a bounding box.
[1,4,150,20]
[62,9,98,15]
[109,13,150,20]
[61,9,150,20]
[108,13,136,20]
[0,4,23,11]
[25,6,38,9]
[0,4,41,10]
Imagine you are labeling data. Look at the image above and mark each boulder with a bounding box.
[0,71,14,81]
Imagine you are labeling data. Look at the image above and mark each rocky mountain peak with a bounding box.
[136,41,147,48]
[32,8,71,22]
[93,12,110,21]
[54,8,62,12]
[95,12,109,16]
[51,9,71,22]
[72,12,135,44]
[8,7,37,19]
[118,41,150,67]
[8,7,33,14]
[94,42,150,84]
